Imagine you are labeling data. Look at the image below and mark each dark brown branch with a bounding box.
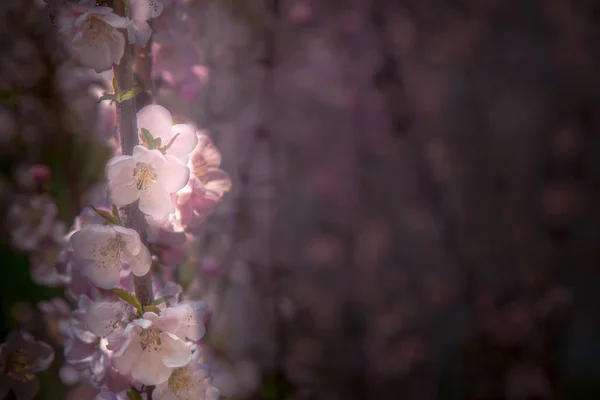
[113,0,154,306]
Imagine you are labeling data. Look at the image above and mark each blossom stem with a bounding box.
[113,0,154,306]
[135,20,155,106]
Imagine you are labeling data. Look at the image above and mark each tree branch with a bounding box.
[113,0,154,306]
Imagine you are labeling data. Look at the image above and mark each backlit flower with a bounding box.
[137,104,198,161]
[70,224,151,289]
[112,311,192,385]
[152,349,219,400]
[106,145,189,220]
[58,3,130,72]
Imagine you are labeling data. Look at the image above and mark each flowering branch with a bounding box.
[113,0,154,307]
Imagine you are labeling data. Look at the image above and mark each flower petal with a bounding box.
[157,155,189,193]
[112,336,142,373]
[137,105,173,142]
[139,183,174,219]
[122,243,151,276]
[201,167,232,199]
[85,261,121,289]
[106,155,135,182]
[112,225,142,255]
[159,333,191,368]
[84,302,124,337]
[70,225,115,261]
[132,350,172,385]
[167,124,198,160]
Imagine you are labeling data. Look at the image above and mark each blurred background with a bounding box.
[2,0,600,399]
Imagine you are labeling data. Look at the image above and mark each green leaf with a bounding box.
[91,206,116,223]
[112,75,121,95]
[140,128,156,149]
[159,132,180,154]
[151,296,171,307]
[126,391,142,400]
[118,87,143,102]
[111,205,122,225]
[98,93,117,104]
[144,305,161,314]
[111,289,143,314]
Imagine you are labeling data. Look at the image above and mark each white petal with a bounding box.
[122,244,151,276]
[113,225,142,255]
[131,0,164,19]
[167,124,198,160]
[157,155,189,193]
[128,20,152,47]
[139,183,174,219]
[109,184,140,207]
[106,155,135,182]
[86,261,121,289]
[112,336,142,373]
[74,32,113,72]
[137,105,173,142]
[159,332,191,368]
[177,301,207,341]
[107,27,126,66]
[132,350,172,385]
[106,157,139,206]
[84,302,124,337]
[150,310,182,334]
[70,225,115,260]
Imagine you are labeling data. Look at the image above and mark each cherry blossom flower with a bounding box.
[8,194,60,252]
[0,331,54,400]
[106,145,189,219]
[58,2,130,72]
[70,224,152,289]
[163,301,208,341]
[112,311,192,385]
[29,221,70,287]
[137,104,198,161]
[84,301,130,340]
[152,349,219,400]
[126,0,165,47]
[188,133,231,201]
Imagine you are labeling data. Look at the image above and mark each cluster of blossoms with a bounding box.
[1,0,231,399]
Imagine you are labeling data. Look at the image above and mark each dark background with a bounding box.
[3,0,600,399]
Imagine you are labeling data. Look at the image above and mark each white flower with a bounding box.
[153,350,219,400]
[84,301,129,339]
[112,312,192,385]
[126,0,164,47]
[58,4,130,72]
[70,224,152,289]
[137,105,198,162]
[162,301,207,341]
[106,145,189,220]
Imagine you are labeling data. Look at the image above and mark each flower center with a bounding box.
[5,349,35,382]
[132,162,157,191]
[90,235,126,269]
[140,327,162,352]
[168,366,193,395]
[87,16,111,40]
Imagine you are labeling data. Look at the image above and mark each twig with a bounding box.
[113,0,154,307]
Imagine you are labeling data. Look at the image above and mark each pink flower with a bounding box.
[0,331,54,400]
[112,311,192,385]
[57,2,129,72]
